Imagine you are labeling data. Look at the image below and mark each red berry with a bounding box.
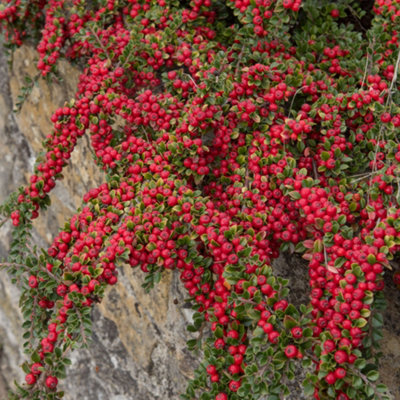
[381,112,391,123]
[214,338,225,349]
[334,367,346,379]
[268,331,280,344]
[291,326,303,339]
[233,353,243,365]
[228,380,241,392]
[206,364,216,375]
[228,364,240,375]
[331,9,340,18]
[325,372,337,385]
[323,339,335,353]
[25,373,37,385]
[284,344,298,358]
[31,362,43,375]
[56,284,68,296]
[334,350,348,364]
[28,275,38,288]
[45,376,58,390]
[210,373,220,383]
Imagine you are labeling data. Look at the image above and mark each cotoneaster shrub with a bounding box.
[0,0,399,399]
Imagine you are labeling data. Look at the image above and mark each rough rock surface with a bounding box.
[0,45,399,400]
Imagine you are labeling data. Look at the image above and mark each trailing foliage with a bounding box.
[0,0,400,399]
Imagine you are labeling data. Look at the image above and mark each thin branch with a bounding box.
[235,45,245,77]
[141,126,150,142]
[366,50,400,201]
[28,296,38,351]
[350,368,388,400]
[241,168,250,212]
[184,73,199,89]
[361,38,375,88]
[236,297,257,305]
[256,355,273,378]
[88,26,112,63]
[74,305,89,347]
[25,242,38,257]
[0,216,8,228]
[347,5,367,32]
[0,262,63,284]
[312,158,319,180]
[386,47,400,108]
[396,177,400,206]
[349,171,374,179]
[288,86,306,117]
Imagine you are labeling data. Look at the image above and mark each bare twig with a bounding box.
[361,38,375,88]
[235,45,245,77]
[184,73,199,89]
[347,5,367,32]
[386,47,400,108]
[141,126,150,142]
[367,48,400,203]
[25,242,38,257]
[288,86,306,117]
[312,158,319,179]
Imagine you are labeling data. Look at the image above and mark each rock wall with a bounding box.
[0,45,399,400]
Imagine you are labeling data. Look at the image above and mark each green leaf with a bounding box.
[214,326,223,338]
[334,257,346,268]
[31,352,41,363]
[372,328,384,342]
[354,359,366,370]
[22,363,31,374]
[283,315,297,330]
[187,325,197,333]
[187,339,198,351]
[289,191,301,200]
[366,370,379,382]
[313,239,323,253]
[238,247,252,258]
[353,318,367,328]
[371,312,383,328]
[352,376,363,389]
[321,151,330,161]
[376,383,389,393]
[365,385,375,397]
